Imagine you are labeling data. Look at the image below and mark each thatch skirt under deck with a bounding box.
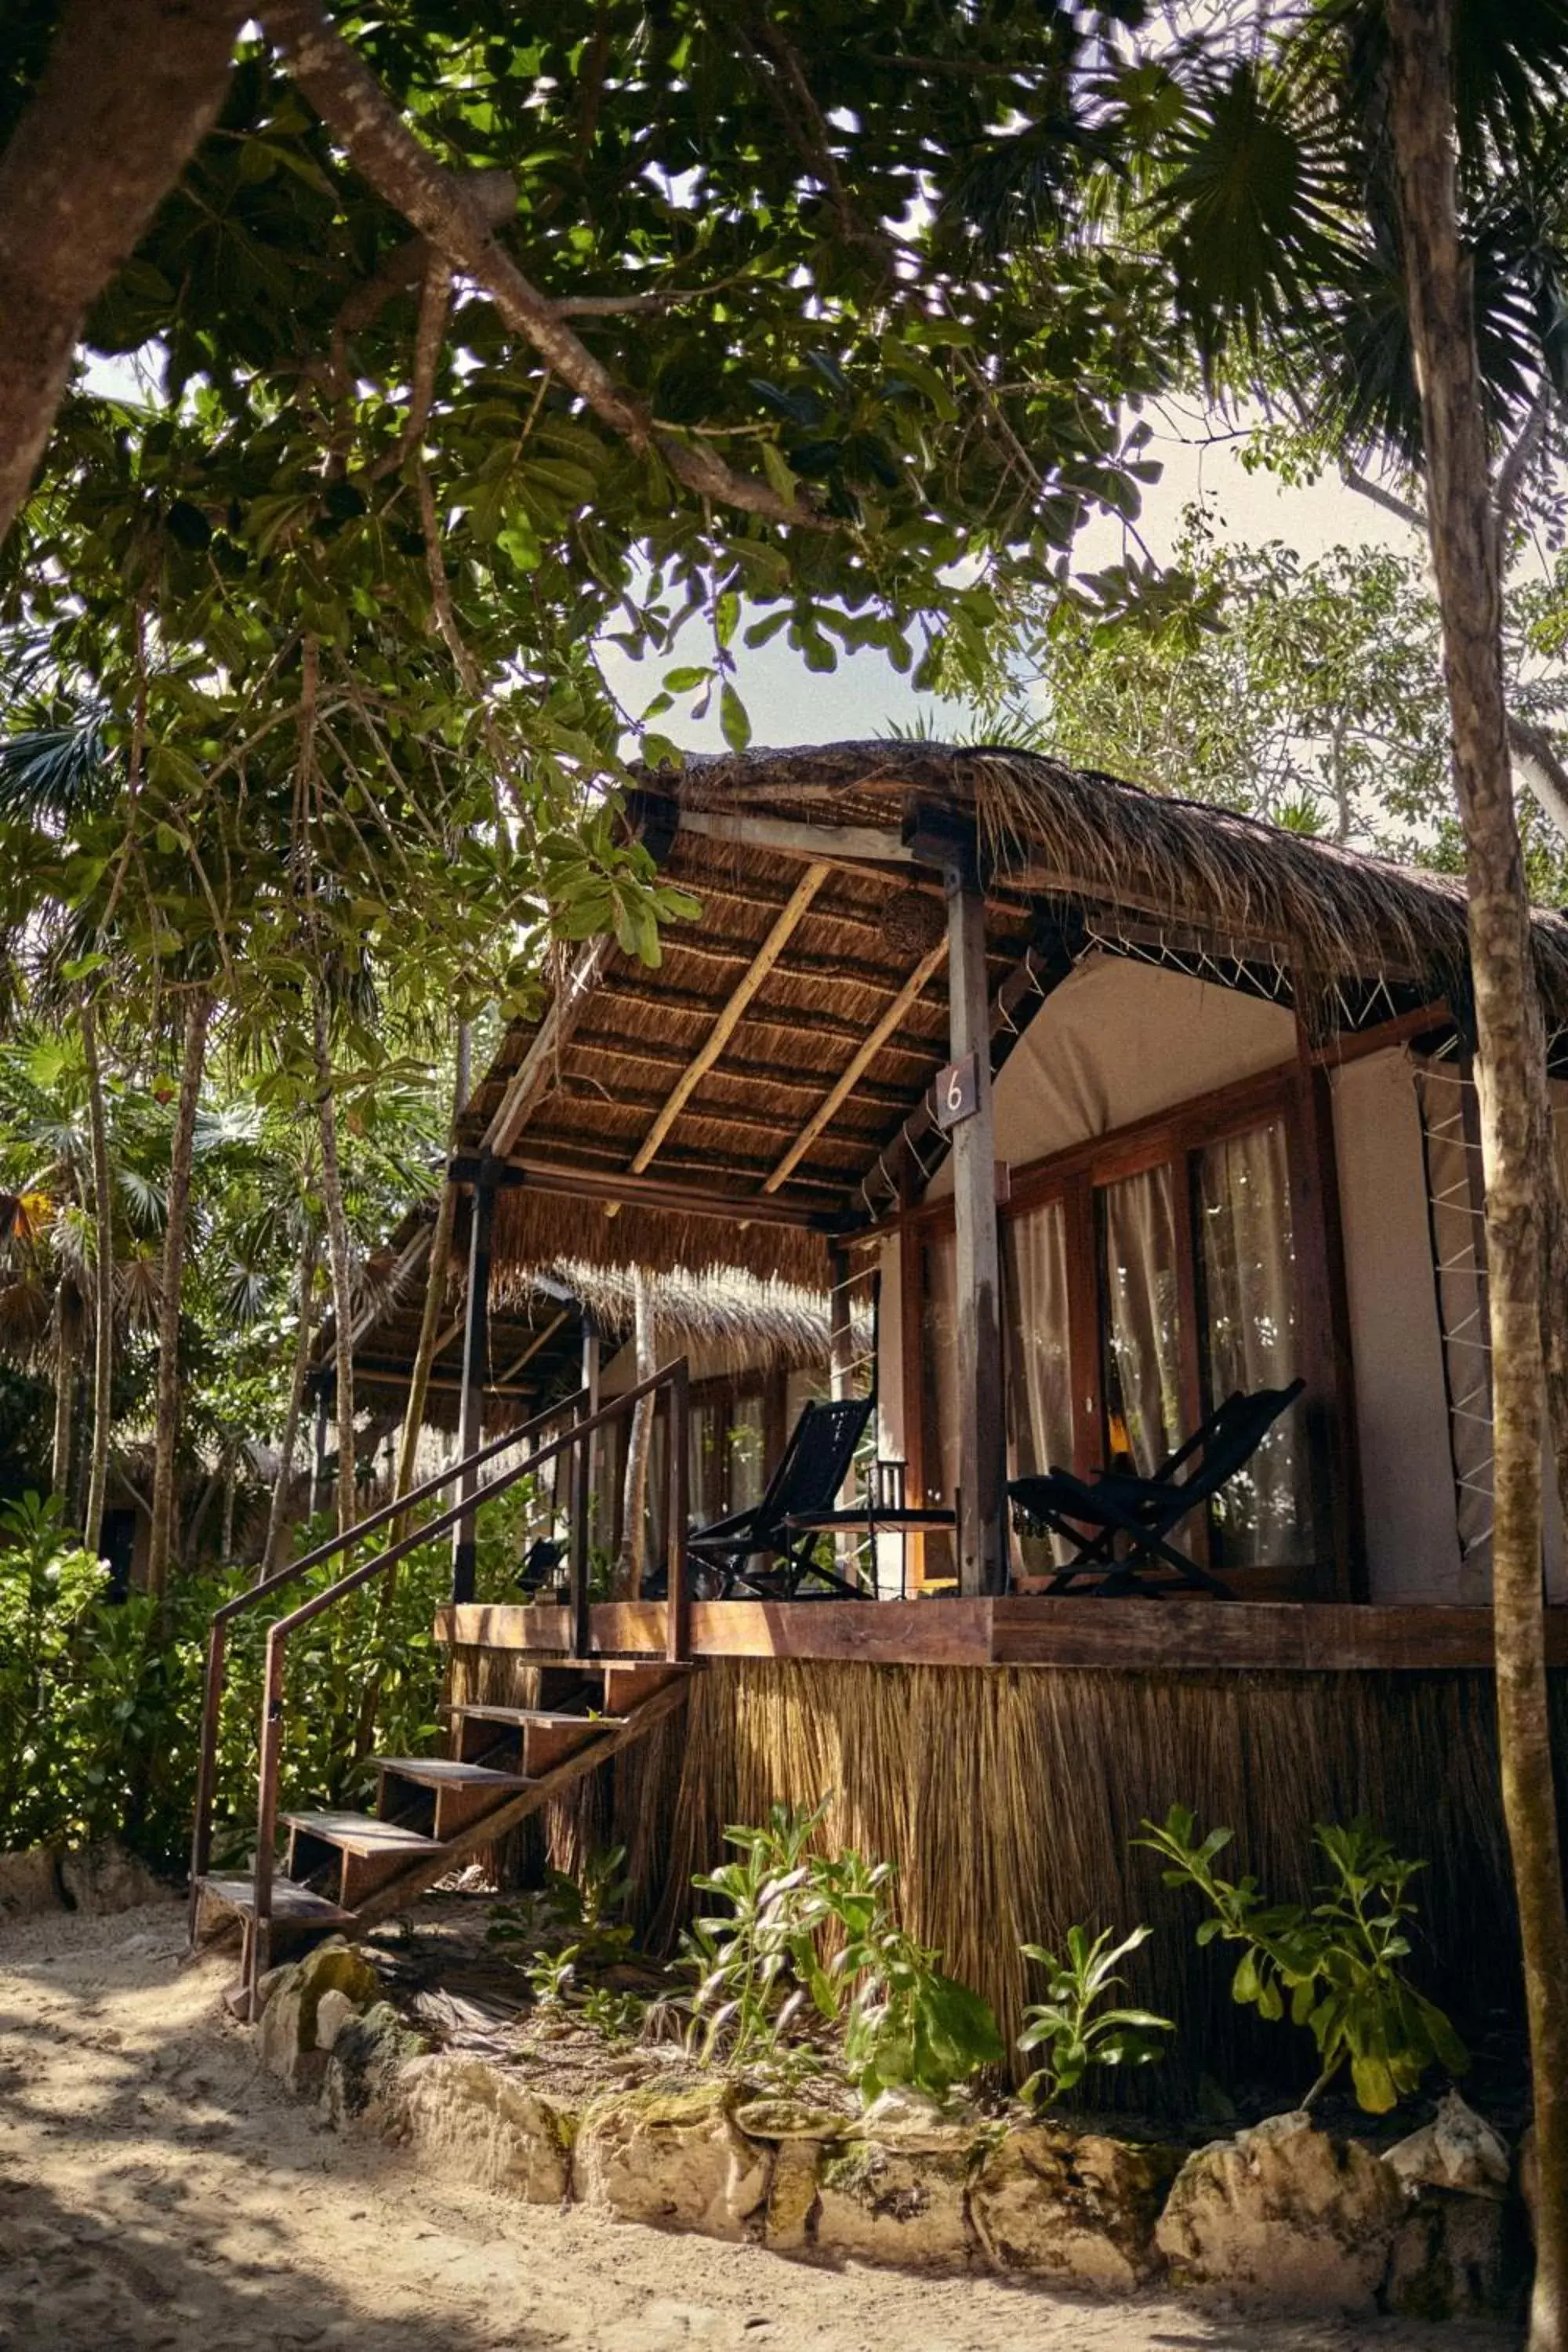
[446,1647,1566,2103]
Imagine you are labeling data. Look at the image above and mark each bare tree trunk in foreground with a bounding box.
[1387,7,1568,2340]
[0,0,243,541]
[147,986,213,1603]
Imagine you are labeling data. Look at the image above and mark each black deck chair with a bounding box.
[1007,1377,1306,1598]
[686,1396,875,1599]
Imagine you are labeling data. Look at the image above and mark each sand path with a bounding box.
[0,1897,1514,2352]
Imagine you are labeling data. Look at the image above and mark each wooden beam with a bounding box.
[481,938,612,1157]
[437,1595,1568,1672]
[675,808,913,869]
[943,847,1007,1597]
[505,1154,840,1229]
[488,1307,572,1390]
[763,937,949,1194]
[632,862,831,1174]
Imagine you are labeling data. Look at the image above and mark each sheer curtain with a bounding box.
[1196,1117,1307,1566]
[1002,1200,1074,1571]
[1100,1166,1184,1474]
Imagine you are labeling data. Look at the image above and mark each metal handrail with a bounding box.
[225,1357,690,2015]
[185,1382,592,1944]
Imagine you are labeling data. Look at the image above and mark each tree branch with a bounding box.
[1340,462,1425,531]
[1508,712,1568,848]
[0,0,246,542]
[260,0,818,526]
[1494,379,1553,543]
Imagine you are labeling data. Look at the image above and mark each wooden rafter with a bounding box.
[489,1306,572,1389]
[632,862,831,1174]
[762,936,950,1195]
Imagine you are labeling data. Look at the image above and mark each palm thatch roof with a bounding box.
[314,1205,840,1433]
[460,741,1568,1287]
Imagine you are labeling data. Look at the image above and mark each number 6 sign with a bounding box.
[934,1051,978,1131]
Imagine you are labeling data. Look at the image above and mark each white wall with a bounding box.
[1330,1051,1467,1601]
[925,952,1299,1196]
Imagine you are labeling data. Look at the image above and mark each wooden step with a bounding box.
[599,1661,691,1713]
[376,1755,533,1840]
[282,1809,447,1909]
[194,1872,354,1933]
[449,1703,625,1777]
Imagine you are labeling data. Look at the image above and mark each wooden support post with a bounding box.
[942,834,1007,1595]
[581,1316,601,1548]
[1290,1009,1367,1601]
[666,1358,691,1664]
[829,1243,857,1576]
[450,1153,498,1605]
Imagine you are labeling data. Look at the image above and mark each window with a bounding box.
[916,1069,1319,1587]
[1196,1118,1308,1566]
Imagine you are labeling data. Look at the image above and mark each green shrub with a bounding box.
[0,1494,451,1873]
[1140,1804,1468,2113]
[1017,1924,1174,2109]
[682,1798,1003,2103]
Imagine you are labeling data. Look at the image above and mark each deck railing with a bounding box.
[187,1358,690,2007]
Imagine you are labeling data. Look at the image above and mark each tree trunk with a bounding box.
[313,981,358,1540]
[261,1226,318,1578]
[49,1291,76,1500]
[616,1269,657,1596]
[147,985,212,1602]
[1386,9,1568,2342]
[80,1000,115,1557]
[0,0,245,543]
[391,1023,470,1537]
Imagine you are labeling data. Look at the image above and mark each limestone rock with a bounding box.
[1154,2110,1406,2313]
[401,2054,574,2203]
[573,2083,771,2241]
[321,2000,426,2133]
[733,2096,852,2144]
[1385,2189,1521,2321]
[256,1939,381,2094]
[58,1841,165,1915]
[971,2126,1182,2292]
[764,2139,822,2253]
[1385,2092,1510,2201]
[858,2085,980,2151]
[815,2135,979,2272]
[312,1989,358,2053]
[0,1848,63,1918]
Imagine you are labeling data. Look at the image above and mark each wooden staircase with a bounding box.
[192,1657,691,1991]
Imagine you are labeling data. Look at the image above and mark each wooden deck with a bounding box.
[435,1596,1568,1672]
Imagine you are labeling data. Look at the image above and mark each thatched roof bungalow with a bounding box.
[259,740,1568,2100]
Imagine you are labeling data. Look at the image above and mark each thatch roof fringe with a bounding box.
[664,742,1568,1015]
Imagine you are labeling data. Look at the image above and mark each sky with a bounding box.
[594,397,1419,753]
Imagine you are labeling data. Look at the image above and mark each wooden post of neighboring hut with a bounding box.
[451,1152,498,1605]
[618,1269,658,1595]
[910,806,1007,1595]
